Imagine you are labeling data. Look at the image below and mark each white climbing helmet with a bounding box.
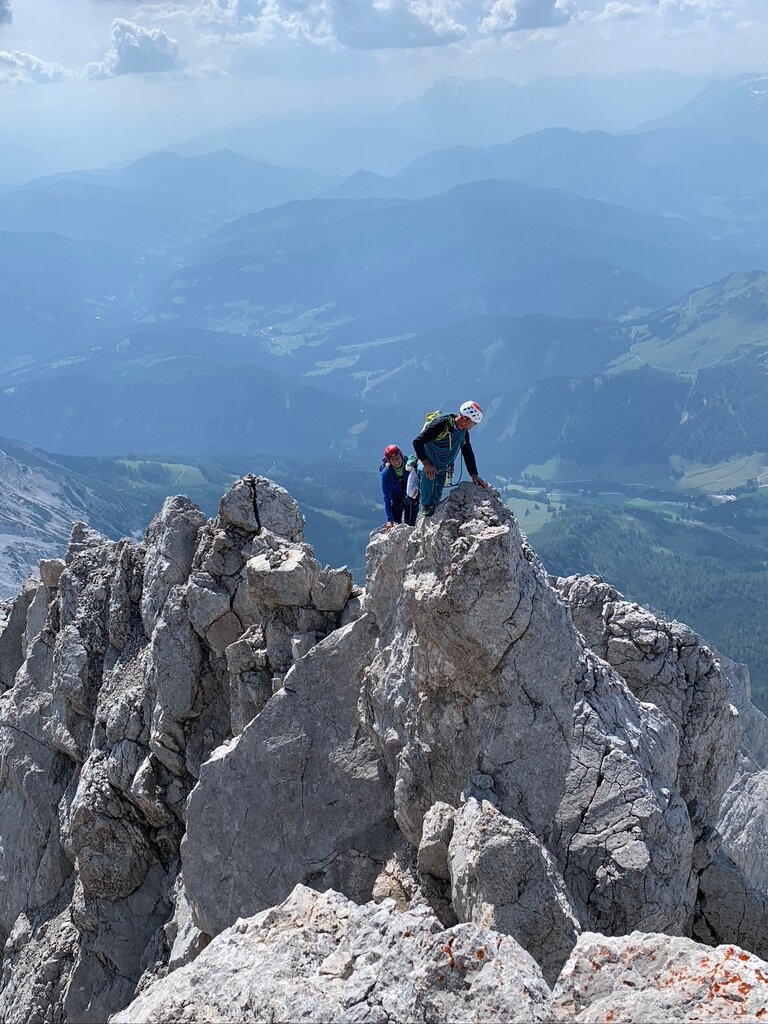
[459,400,483,424]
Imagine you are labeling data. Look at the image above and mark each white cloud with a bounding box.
[333,1,467,48]
[123,0,758,51]
[589,0,748,26]
[0,50,73,85]
[0,0,11,25]
[481,0,575,33]
[183,0,584,47]
[590,1,645,19]
[86,18,185,78]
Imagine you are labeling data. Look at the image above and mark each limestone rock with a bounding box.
[0,907,79,1024]
[113,884,553,1024]
[557,574,740,842]
[0,576,37,690]
[417,801,455,881]
[361,484,578,848]
[695,850,768,961]
[23,581,48,657]
[449,798,580,985]
[312,565,353,612]
[164,875,211,971]
[182,616,397,937]
[246,541,320,608]
[553,652,695,936]
[141,496,205,637]
[218,474,303,541]
[551,930,768,1022]
[39,558,65,589]
[717,768,768,897]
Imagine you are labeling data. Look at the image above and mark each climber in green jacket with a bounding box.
[412,401,489,516]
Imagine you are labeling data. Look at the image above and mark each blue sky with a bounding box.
[2,0,767,177]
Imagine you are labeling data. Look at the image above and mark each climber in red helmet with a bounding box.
[380,444,411,531]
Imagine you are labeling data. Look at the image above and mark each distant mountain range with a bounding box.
[169,72,710,175]
[148,179,763,343]
[483,271,768,487]
[0,150,335,249]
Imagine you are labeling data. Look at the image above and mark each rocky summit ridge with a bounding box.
[0,476,766,1022]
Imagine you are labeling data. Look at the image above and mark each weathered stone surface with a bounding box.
[312,565,353,612]
[0,576,37,690]
[695,850,768,961]
[361,484,578,848]
[557,574,740,842]
[417,801,455,881]
[449,798,580,985]
[246,541,320,608]
[39,558,65,589]
[183,616,396,937]
[113,885,553,1024]
[164,875,211,971]
[218,475,303,541]
[551,930,768,1022]
[141,496,205,637]
[23,581,48,657]
[0,907,78,1024]
[0,473,764,1023]
[553,652,695,936]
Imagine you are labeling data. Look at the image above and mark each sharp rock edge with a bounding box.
[0,479,765,1023]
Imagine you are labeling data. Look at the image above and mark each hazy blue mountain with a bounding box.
[5,152,335,249]
[104,150,336,222]
[170,72,710,176]
[640,73,768,144]
[490,366,690,476]
[328,124,768,230]
[285,314,633,403]
[669,349,768,464]
[615,271,768,372]
[0,231,142,366]
[0,181,202,249]
[204,196,408,261]
[150,180,761,343]
[477,273,768,483]
[0,341,363,456]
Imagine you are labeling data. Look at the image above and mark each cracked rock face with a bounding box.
[557,575,740,842]
[0,476,765,1020]
[113,884,554,1024]
[182,616,397,937]
[361,486,579,847]
[449,798,581,986]
[0,476,356,1023]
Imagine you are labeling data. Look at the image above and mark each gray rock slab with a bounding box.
[113,884,553,1024]
[557,574,740,842]
[361,485,578,848]
[553,653,695,936]
[449,798,580,985]
[218,475,304,541]
[182,615,396,937]
[695,850,768,961]
[141,497,205,637]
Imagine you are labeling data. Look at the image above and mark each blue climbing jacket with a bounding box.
[380,463,408,521]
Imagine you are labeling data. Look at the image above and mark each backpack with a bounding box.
[421,409,452,442]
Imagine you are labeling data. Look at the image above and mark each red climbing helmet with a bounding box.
[383,444,401,460]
